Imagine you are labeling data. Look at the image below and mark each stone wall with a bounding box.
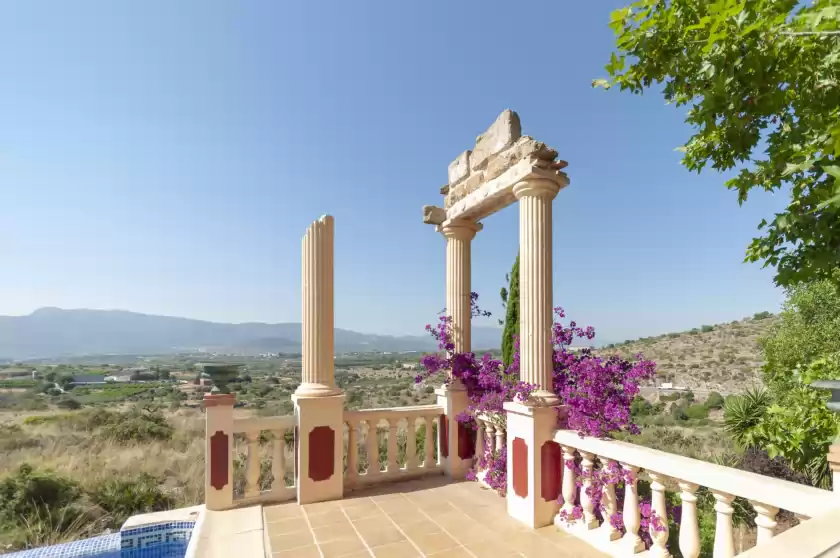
[423,110,567,225]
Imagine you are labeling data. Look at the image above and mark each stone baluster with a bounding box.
[620,463,644,553]
[514,180,561,405]
[579,451,599,530]
[346,420,359,486]
[366,420,380,477]
[560,445,577,518]
[485,423,496,455]
[648,472,671,558]
[474,418,486,461]
[387,418,399,472]
[244,431,261,499]
[599,460,621,541]
[270,429,287,496]
[750,501,779,546]
[495,424,505,456]
[678,481,700,558]
[423,416,435,468]
[712,491,736,558]
[406,416,417,470]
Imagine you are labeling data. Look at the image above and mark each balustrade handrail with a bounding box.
[344,404,443,422]
[233,415,294,434]
[554,429,838,517]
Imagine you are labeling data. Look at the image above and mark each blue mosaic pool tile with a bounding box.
[4,520,195,558]
[2,533,120,558]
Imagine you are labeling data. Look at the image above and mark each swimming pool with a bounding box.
[3,521,194,558]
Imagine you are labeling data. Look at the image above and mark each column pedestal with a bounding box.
[436,384,474,479]
[204,393,235,511]
[294,393,346,504]
[504,401,564,528]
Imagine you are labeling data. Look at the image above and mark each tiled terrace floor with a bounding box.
[263,476,607,557]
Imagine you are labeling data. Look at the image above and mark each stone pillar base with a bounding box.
[435,384,474,479]
[204,393,235,511]
[504,401,564,528]
[294,393,346,505]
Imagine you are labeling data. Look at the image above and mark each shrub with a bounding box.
[56,398,81,410]
[752,311,772,320]
[100,408,173,443]
[705,391,725,409]
[88,474,173,528]
[0,464,83,528]
[683,390,695,402]
[685,404,709,420]
[701,325,714,333]
[630,396,652,417]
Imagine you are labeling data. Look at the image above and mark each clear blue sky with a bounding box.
[0,1,786,344]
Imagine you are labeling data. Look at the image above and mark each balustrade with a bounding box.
[231,415,296,506]
[473,413,506,488]
[343,405,444,488]
[552,429,837,557]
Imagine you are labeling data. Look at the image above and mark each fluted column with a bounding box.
[296,215,339,397]
[514,179,560,405]
[439,219,482,357]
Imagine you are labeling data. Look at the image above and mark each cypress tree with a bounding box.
[501,253,520,367]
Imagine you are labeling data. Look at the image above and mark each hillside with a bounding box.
[0,308,503,360]
[602,313,778,394]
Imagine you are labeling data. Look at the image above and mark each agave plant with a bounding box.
[723,386,771,448]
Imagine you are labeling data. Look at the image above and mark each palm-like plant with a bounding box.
[723,387,771,448]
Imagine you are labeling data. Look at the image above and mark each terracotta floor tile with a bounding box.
[308,510,350,528]
[386,509,427,527]
[399,519,440,538]
[266,517,308,535]
[272,544,321,557]
[264,503,303,521]
[409,531,460,555]
[313,522,360,543]
[465,540,520,558]
[354,523,405,548]
[426,547,473,558]
[319,536,370,558]
[269,530,314,552]
[344,502,385,521]
[371,541,422,558]
[303,499,343,515]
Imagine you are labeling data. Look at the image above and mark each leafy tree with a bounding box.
[501,253,520,367]
[598,0,840,287]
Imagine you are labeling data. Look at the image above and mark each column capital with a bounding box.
[513,178,562,201]
[437,219,483,240]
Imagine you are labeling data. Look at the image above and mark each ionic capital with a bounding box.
[437,219,483,240]
[513,178,562,201]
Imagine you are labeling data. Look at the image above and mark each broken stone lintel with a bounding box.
[442,157,570,226]
[422,205,447,225]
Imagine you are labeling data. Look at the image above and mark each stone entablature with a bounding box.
[423,110,568,226]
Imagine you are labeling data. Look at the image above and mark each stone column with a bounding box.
[513,179,560,405]
[294,215,345,504]
[439,219,482,355]
[204,393,235,511]
[435,218,481,480]
[297,215,339,398]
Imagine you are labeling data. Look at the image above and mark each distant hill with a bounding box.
[0,308,503,360]
[600,313,778,393]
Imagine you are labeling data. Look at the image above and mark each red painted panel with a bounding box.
[512,437,528,498]
[541,440,562,502]
[439,414,449,459]
[209,430,229,491]
[308,426,335,482]
[457,421,475,460]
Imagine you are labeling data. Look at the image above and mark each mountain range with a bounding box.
[0,308,503,360]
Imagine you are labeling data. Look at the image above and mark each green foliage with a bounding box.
[700,325,714,333]
[753,311,773,320]
[88,474,172,527]
[501,253,520,367]
[99,407,174,443]
[686,403,710,420]
[56,397,81,410]
[705,391,725,409]
[0,464,83,532]
[724,386,772,447]
[600,1,840,287]
[630,395,652,416]
[761,273,840,384]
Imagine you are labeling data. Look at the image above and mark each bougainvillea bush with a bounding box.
[416,294,671,548]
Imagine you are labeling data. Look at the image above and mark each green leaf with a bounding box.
[822,166,840,181]
[592,79,612,90]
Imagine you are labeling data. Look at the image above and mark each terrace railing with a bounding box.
[344,405,444,489]
[551,429,839,557]
[230,415,296,507]
[474,412,506,489]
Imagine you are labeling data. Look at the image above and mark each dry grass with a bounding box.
[1,408,206,508]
